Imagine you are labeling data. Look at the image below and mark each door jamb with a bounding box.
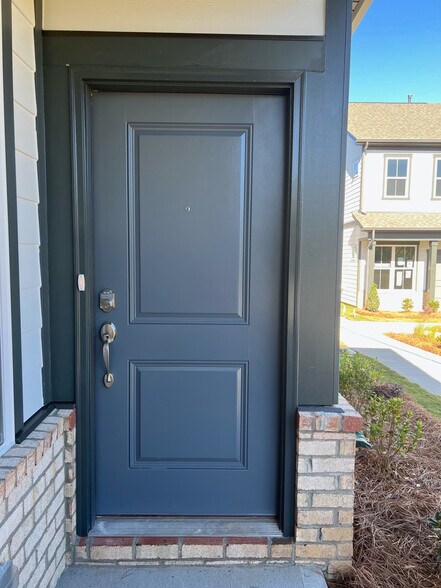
[70,70,302,537]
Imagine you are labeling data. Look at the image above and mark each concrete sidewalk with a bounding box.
[57,564,327,587]
[340,318,441,396]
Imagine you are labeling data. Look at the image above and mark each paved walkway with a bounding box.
[57,565,326,587]
[340,318,441,396]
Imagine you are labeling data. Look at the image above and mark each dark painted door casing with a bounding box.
[93,92,287,516]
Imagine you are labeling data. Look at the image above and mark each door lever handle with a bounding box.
[100,322,116,388]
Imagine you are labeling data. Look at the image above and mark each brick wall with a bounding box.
[70,396,361,579]
[0,409,76,587]
[295,395,362,576]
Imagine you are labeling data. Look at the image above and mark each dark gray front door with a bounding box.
[93,92,287,516]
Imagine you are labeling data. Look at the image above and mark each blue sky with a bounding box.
[350,0,441,103]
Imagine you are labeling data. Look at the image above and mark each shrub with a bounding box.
[364,395,423,469]
[428,512,441,569]
[365,283,380,312]
[339,350,382,410]
[414,322,426,337]
[413,323,440,340]
[428,299,440,312]
[372,381,403,399]
[402,297,414,312]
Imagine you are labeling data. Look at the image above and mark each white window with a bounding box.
[433,158,441,199]
[374,245,416,291]
[384,157,410,199]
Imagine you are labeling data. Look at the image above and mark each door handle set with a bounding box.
[100,322,116,388]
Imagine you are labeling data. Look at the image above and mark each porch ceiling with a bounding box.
[353,211,441,231]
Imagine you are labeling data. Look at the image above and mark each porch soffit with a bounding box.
[42,0,326,36]
[353,211,441,231]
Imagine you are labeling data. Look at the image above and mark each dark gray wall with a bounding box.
[42,0,351,407]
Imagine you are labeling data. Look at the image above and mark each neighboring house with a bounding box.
[0,1,369,585]
[342,102,441,311]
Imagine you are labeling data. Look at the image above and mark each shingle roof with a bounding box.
[348,103,441,143]
[353,212,441,231]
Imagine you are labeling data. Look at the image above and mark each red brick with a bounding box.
[137,537,178,546]
[69,410,76,431]
[182,537,223,545]
[342,416,363,432]
[271,537,293,545]
[92,537,134,546]
[227,537,268,545]
[77,537,88,546]
[298,414,314,430]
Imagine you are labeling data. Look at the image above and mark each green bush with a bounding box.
[339,350,382,411]
[364,395,423,470]
[402,298,414,312]
[413,323,440,340]
[365,283,380,312]
[428,299,440,312]
[428,512,441,569]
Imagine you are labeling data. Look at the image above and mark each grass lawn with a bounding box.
[358,352,441,420]
[342,307,441,323]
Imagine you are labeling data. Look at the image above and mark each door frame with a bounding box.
[70,68,302,537]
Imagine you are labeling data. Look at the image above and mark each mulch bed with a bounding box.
[330,396,441,588]
[386,332,441,357]
[354,310,441,323]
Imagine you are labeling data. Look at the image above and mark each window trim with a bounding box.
[373,244,417,291]
[432,156,441,200]
[0,3,15,455]
[382,154,411,200]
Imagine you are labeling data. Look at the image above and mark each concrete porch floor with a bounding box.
[56,564,327,587]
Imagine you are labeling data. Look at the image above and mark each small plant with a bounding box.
[402,298,414,312]
[372,381,402,399]
[414,322,426,337]
[339,350,382,410]
[413,323,440,340]
[428,512,441,569]
[428,299,440,312]
[365,283,380,312]
[364,395,423,469]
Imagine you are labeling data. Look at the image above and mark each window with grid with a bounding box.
[433,158,441,199]
[384,157,409,198]
[373,245,416,290]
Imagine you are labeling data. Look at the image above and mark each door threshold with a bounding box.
[90,517,283,538]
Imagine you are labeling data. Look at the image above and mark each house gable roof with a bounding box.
[348,103,441,144]
[353,211,441,231]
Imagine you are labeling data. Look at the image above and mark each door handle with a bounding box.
[100,322,116,388]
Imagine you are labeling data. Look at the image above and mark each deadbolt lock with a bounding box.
[99,289,116,312]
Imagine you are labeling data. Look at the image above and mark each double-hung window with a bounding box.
[433,158,441,199]
[384,157,410,198]
[374,245,416,290]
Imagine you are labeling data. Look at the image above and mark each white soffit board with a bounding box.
[42,0,326,36]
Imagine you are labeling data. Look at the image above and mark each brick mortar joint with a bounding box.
[0,410,75,505]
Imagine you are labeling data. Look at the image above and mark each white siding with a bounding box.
[11,0,44,421]
[341,223,365,307]
[362,148,441,213]
[344,134,362,223]
[42,0,326,36]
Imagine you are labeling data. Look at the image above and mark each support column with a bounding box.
[427,241,438,301]
[365,238,376,305]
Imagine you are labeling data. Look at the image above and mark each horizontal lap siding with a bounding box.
[341,224,358,306]
[11,0,44,420]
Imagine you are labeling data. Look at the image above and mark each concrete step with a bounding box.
[57,564,327,587]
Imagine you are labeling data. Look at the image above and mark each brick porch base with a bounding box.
[70,396,361,578]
